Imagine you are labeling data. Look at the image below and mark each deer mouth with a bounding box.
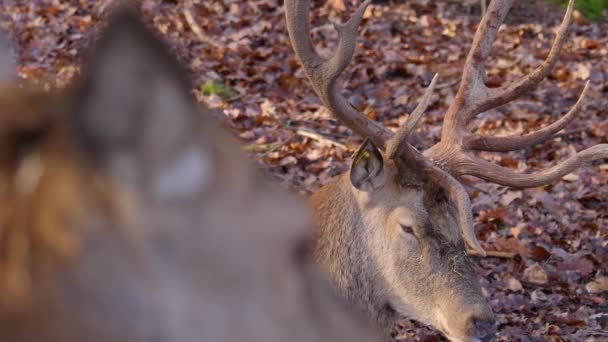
[434,305,496,342]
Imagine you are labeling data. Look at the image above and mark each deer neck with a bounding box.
[309,175,398,331]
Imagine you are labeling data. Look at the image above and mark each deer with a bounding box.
[0,8,382,342]
[285,0,607,341]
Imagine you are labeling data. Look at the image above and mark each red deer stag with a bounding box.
[285,0,606,340]
[0,8,380,342]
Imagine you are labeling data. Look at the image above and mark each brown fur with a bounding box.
[310,146,494,341]
[0,9,380,342]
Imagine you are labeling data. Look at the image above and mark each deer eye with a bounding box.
[400,224,415,235]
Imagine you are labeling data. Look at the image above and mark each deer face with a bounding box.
[349,141,495,341]
[287,0,606,341]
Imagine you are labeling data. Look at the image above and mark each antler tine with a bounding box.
[438,0,514,139]
[465,81,590,152]
[386,73,438,159]
[285,0,392,149]
[443,0,574,130]
[425,0,607,190]
[477,0,575,117]
[459,0,512,99]
[432,168,484,256]
[458,144,608,188]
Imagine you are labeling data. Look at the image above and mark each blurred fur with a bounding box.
[0,8,380,342]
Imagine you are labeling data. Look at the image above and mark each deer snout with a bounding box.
[471,318,496,341]
[466,305,496,341]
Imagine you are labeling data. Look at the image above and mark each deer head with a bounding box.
[285,0,606,340]
[0,8,380,342]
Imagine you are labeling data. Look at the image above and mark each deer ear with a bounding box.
[72,8,206,200]
[0,31,16,79]
[350,139,384,191]
[74,8,193,155]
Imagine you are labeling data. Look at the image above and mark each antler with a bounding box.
[285,0,391,149]
[286,0,607,255]
[285,0,482,254]
[424,0,608,188]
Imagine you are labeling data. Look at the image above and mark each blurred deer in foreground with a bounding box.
[0,9,381,342]
[285,0,607,340]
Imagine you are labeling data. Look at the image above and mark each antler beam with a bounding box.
[426,0,607,189]
[285,0,391,149]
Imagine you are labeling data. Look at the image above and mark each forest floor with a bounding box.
[1,0,607,340]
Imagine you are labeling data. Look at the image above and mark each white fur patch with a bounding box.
[154,146,211,200]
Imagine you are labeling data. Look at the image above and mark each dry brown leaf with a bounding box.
[327,0,346,12]
[561,173,580,182]
[523,263,548,285]
[585,277,608,294]
[499,190,522,206]
[506,277,523,292]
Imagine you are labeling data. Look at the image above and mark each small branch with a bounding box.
[264,101,348,150]
[296,129,348,150]
[468,249,517,258]
[243,142,283,153]
[436,77,460,89]
[183,8,221,48]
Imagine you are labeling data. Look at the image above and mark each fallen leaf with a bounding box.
[581,39,600,49]
[279,156,298,166]
[506,277,523,292]
[562,173,579,182]
[529,245,552,262]
[523,263,548,285]
[327,0,346,12]
[586,277,608,294]
[499,190,522,206]
[530,289,547,302]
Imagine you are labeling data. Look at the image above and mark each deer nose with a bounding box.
[472,318,496,341]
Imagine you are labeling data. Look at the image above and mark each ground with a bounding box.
[1,0,606,340]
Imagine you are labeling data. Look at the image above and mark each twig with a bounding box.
[468,250,518,258]
[436,77,460,89]
[264,104,348,150]
[183,8,220,48]
[296,129,348,150]
[242,142,283,153]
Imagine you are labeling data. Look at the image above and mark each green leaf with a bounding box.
[548,0,608,21]
[201,80,238,99]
